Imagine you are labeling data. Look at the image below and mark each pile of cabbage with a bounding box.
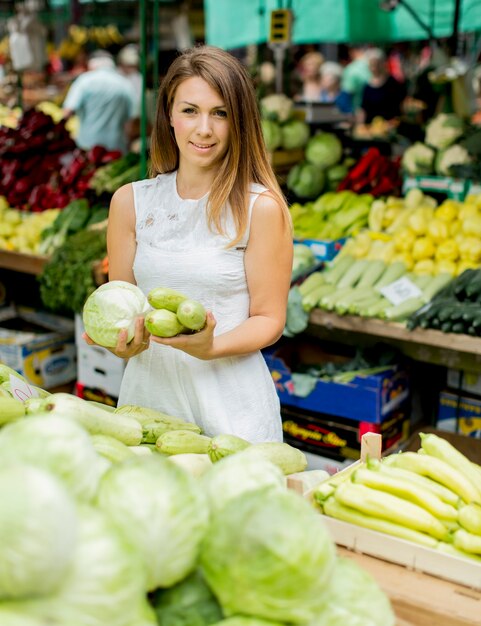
[0,412,395,626]
[401,113,472,177]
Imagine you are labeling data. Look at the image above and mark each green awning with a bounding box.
[205,0,481,49]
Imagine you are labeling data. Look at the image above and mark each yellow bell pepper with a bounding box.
[435,260,457,276]
[408,207,434,236]
[412,237,436,261]
[413,259,435,275]
[350,231,372,258]
[427,219,449,243]
[457,260,480,275]
[435,240,459,263]
[393,228,416,252]
[458,237,481,263]
[462,215,481,238]
[391,252,414,270]
[449,220,462,237]
[459,203,479,222]
[434,200,459,223]
[382,205,403,230]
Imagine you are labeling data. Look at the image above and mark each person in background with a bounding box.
[295,50,324,101]
[117,44,142,105]
[341,45,371,112]
[358,48,406,123]
[63,50,138,154]
[84,46,293,442]
[319,61,353,113]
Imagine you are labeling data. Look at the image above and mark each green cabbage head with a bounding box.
[305,132,343,169]
[281,120,310,150]
[287,162,325,199]
[401,142,435,175]
[0,415,108,502]
[200,489,336,624]
[83,280,150,348]
[425,113,464,150]
[97,455,209,590]
[435,144,471,176]
[307,557,395,626]
[202,453,286,515]
[261,120,282,152]
[0,464,77,600]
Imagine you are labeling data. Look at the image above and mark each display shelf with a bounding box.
[338,547,481,626]
[0,250,49,275]
[308,309,481,372]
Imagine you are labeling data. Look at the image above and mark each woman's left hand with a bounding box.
[149,311,217,360]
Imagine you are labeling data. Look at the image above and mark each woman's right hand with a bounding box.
[83,316,151,359]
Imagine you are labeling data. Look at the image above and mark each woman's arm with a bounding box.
[107,183,137,282]
[151,192,293,359]
[83,183,151,357]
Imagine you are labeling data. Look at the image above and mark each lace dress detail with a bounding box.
[118,172,282,442]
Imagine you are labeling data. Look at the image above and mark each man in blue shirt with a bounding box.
[63,50,138,154]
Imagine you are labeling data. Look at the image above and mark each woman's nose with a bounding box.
[196,114,212,135]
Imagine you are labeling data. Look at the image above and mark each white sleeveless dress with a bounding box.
[118,171,283,443]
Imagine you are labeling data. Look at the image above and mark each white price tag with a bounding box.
[9,374,39,403]
[380,276,422,306]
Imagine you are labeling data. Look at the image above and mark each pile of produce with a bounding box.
[291,243,318,281]
[0,103,21,129]
[344,188,481,276]
[315,432,481,563]
[407,268,481,335]
[294,254,452,322]
[291,190,373,241]
[0,107,122,211]
[401,112,481,179]
[286,132,347,199]
[39,227,107,315]
[88,152,142,196]
[0,196,59,254]
[0,363,396,626]
[337,147,402,197]
[260,94,310,152]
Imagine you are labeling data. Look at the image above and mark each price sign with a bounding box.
[269,9,292,44]
[9,374,39,403]
[380,276,422,306]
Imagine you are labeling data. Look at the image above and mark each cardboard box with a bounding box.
[0,305,76,389]
[302,450,355,474]
[436,390,481,439]
[263,341,410,424]
[281,404,410,461]
[75,381,118,409]
[447,368,481,398]
[75,314,126,397]
[293,237,345,261]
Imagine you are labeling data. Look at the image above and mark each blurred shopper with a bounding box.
[319,61,353,113]
[63,50,138,153]
[295,51,324,101]
[341,46,371,111]
[358,48,406,123]
[117,44,142,105]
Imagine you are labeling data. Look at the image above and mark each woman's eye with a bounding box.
[214,110,227,118]
[182,107,195,114]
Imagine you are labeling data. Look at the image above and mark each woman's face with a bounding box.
[170,76,230,170]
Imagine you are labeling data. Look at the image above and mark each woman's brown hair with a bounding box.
[150,45,291,246]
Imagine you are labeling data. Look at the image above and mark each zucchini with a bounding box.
[156,430,212,455]
[356,260,387,289]
[323,255,356,285]
[0,396,25,425]
[421,273,453,303]
[383,297,425,322]
[239,442,307,475]
[297,271,325,297]
[374,261,407,290]
[207,434,251,462]
[91,434,134,463]
[301,284,336,312]
[336,259,370,289]
[38,393,142,445]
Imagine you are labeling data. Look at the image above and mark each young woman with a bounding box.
[89,46,293,442]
